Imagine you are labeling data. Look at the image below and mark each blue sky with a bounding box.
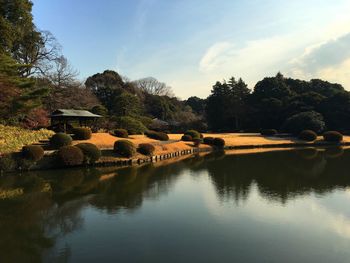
[32,0,350,98]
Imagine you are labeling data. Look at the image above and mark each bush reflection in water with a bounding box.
[0,147,349,261]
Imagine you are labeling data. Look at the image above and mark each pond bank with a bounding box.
[3,132,350,173]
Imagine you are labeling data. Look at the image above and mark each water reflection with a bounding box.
[0,147,350,261]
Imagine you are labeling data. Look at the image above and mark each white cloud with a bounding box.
[199,42,234,72]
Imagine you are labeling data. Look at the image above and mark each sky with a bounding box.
[32,0,350,99]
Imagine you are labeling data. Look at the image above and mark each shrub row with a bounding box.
[297,130,343,143]
[145,130,169,141]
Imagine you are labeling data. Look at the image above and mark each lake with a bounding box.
[1,147,350,262]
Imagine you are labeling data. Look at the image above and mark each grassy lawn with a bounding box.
[0,125,54,154]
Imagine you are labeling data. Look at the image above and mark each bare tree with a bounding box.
[46,55,79,88]
[133,77,174,97]
[19,30,62,77]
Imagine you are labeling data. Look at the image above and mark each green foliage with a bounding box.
[75,143,101,164]
[203,137,214,145]
[145,131,169,141]
[91,105,108,116]
[283,111,325,135]
[137,143,155,156]
[49,133,72,149]
[261,129,277,136]
[0,154,17,172]
[72,127,92,140]
[323,131,343,143]
[116,116,147,135]
[213,138,225,148]
[298,130,317,142]
[181,135,192,141]
[113,140,136,158]
[57,146,84,166]
[184,130,200,140]
[113,129,128,138]
[21,145,44,162]
[112,92,141,116]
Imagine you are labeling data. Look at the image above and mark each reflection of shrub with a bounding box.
[114,140,136,158]
[181,135,192,141]
[193,138,202,147]
[296,148,318,160]
[22,145,44,161]
[261,129,277,136]
[203,137,214,145]
[213,138,225,148]
[299,130,317,142]
[325,147,344,159]
[113,129,128,138]
[76,143,101,164]
[0,154,17,172]
[184,130,200,139]
[145,131,169,141]
[137,143,155,156]
[50,133,72,149]
[283,111,325,135]
[72,127,92,140]
[323,131,343,143]
[57,146,84,166]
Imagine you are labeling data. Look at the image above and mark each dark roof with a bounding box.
[50,109,102,118]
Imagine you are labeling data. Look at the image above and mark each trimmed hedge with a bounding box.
[323,131,343,143]
[49,133,72,149]
[76,143,101,164]
[181,135,192,141]
[184,130,200,140]
[114,140,136,158]
[113,129,128,138]
[213,138,225,148]
[203,137,214,145]
[298,130,317,142]
[261,129,277,136]
[137,143,155,156]
[193,138,202,147]
[57,146,84,166]
[145,130,169,141]
[22,145,44,162]
[72,127,92,140]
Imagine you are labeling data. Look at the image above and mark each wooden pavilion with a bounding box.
[50,109,102,132]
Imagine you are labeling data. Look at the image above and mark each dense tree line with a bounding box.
[205,73,350,133]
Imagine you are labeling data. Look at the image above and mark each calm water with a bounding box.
[1,147,350,262]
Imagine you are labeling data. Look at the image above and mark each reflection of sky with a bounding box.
[47,170,350,262]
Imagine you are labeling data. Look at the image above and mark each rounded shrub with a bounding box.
[114,140,136,158]
[261,129,277,136]
[203,137,214,145]
[145,130,169,141]
[181,135,192,141]
[213,138,225,148]
[49,133,73,149]
[22,145,44,162]
[113,129,128,138]
[184,130,200,140]
[72,127,92,140]
[57,146,84,167]
[298,130,317,142]
[323,131,343,143]
[137,143,155,156]
[193,138,202,147]
[76,143,101,164]
[116,116,147,135]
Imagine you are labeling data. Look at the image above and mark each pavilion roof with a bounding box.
[50,109,102,118]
